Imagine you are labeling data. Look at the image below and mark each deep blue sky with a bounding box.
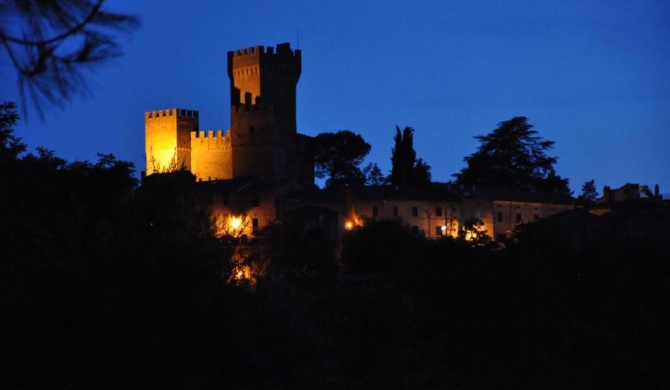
[3,0,669,196]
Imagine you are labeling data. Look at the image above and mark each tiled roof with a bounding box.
[438,183,575,204]
[291,184,462,204]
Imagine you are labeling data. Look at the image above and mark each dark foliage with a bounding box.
[340,218,427,275]
[455,116,571,193]
[365,162,386,185]
[314,130,371,189]
[0,105,235,388]
[0,0,139,117]
[579,179,599,203]
[390,125,432,187]
[2,104,668,388]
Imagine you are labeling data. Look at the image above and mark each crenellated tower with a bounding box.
[145,109,198,174]
[144,42,313,186]
[227,42,304,181]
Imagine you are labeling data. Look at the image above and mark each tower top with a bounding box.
[227,42,300,58]
[227,42,301,107]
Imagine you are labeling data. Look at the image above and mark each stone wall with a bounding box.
[191,130,233,181]
[145,109,198,173]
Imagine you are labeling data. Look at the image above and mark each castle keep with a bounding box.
[145,42,313,185]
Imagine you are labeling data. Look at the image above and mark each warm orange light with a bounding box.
[229,217,242,230]
[230,264,254,285]
[213,214,250,238]
[345,221,354,231]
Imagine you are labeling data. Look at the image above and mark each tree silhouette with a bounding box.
[390,126,431,187]
[365,162,385,186]
[0,0,139,117]
[314,130,371,189]
[0,101,25,160]
[454,116,570,193]
[579,179,598,203]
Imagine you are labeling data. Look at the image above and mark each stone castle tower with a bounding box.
[145,42,313,185]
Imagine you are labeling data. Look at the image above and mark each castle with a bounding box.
[144,42,579,242]
[145,42,313,186]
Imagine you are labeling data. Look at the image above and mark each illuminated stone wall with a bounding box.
[191,130,233,181]
[144,43,312,185]
[349,199,462,238]
[145,109,197,173]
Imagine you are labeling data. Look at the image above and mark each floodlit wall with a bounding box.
[145,109,197,174]
[191,130,233,181]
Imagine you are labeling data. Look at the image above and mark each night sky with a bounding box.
[2,0,669,196]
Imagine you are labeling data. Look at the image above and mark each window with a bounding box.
[435,226,443,236]
[412,207,418,217]
[372,206,378,217]
[497,212,503,222]
[516,213,522,223]
[252,218,259,234]
[435,207,442,217]
[393,206,399,217]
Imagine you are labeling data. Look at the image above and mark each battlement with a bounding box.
[191,129,232,152]
[146,108,199,119]
[229,42,300,58]
[192,130,231,139]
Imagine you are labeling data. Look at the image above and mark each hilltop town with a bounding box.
[2,42,668,389]
[144,42,667,247]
